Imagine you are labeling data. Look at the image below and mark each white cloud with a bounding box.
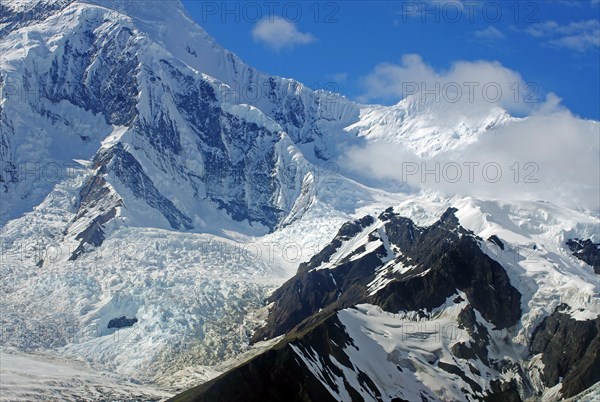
[359,54,539,115]
[474,26,506,40]
[251,17,315,51]
[340,95,600,212]
[525,20,600,52]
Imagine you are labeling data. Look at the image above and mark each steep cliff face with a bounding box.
[530,305,600,399]
[0,0,332,250]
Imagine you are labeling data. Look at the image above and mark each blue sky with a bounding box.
[181,0,600,119]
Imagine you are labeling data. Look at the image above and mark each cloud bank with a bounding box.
[348,54,599,212]
[359,54,541,116]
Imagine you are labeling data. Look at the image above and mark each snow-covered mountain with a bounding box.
[1,0,599,401]
[1,0,335,237]
[172,199,600,402]
[0,0,519,235]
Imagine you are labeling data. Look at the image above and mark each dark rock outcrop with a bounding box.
[451,305,491,365]
[99,144,194,231]
[302,215,376,271]
[488,235,505,251]
[566,238,600,274]
[68,174,121,260]
[254,208,521,341]
[372,213,521,329]
[485,379,522,402]
[107,316,138,329]
[530,304,600,398]
[40,23,140,127]
[68,142,194,259]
